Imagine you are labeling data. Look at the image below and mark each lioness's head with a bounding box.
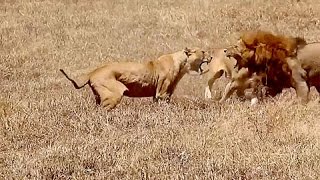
[184,47,212,73]
[225,41,254,69]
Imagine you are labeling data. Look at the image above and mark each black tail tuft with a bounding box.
[59,69,87,89]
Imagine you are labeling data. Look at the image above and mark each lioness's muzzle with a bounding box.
[199,56,212,73]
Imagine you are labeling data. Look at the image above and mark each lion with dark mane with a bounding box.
[226,30,309,102]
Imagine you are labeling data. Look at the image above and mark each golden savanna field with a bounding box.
[1,0,320,179]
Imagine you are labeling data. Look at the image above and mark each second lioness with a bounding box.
[200,48,263,103]
[60,48,210,110]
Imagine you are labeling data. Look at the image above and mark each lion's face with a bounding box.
[185,48,212,73]
[225,45,241,59]
[225,39,246,58]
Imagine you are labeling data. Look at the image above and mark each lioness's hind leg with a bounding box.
[89,84,101,105]
[94,80,127,110]
[102,96,122,110]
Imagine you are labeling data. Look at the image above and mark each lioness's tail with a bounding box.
[59,69,89,89]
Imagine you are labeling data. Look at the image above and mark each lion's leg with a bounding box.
[292,70,309,103]
[253,84,264,101]
[219,80,239,102]
[236,87,245,97]
[205,70,224,99]
[316,86,320,103]
[249,84,263,106]
[93,86,114,110]
[235,79,247,99]
[246,76,262,101]
[287,58,309,103]
[316,86,320,94]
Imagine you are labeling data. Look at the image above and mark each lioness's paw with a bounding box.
[250,97,259,106]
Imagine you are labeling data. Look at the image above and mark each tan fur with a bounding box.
[219,69,265,103]
[226,30,310,103]
[60,48,209,110]
[297,42,320,94]
[201,48,264,102]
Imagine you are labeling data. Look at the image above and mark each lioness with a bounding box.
[199,48,237,99]
[60,47,209,110]
[199,48,264,104]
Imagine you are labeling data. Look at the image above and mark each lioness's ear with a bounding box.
[184,47,191,53]
[184,47,192,57]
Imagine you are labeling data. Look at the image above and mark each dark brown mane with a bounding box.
[240,30,306,56]
[237,30,306,95]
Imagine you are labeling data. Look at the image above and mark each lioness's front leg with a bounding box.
[154,78,164,102]
[155,78,171,102]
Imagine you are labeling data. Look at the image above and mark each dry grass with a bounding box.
[1,0,320,179]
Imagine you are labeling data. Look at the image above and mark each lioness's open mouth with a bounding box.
[199,56,212,73]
